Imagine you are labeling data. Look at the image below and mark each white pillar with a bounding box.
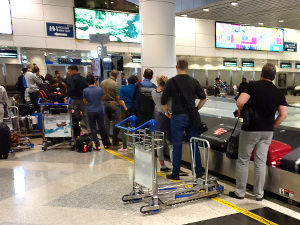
[140,0,176,81]
[26,50,47,77]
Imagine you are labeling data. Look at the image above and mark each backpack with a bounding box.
[11,131,21,147]
[76,134,93,153]
[137,82,156,115]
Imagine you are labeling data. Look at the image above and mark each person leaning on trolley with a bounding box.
[229,63,288,201]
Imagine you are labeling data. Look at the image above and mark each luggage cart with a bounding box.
[116,116,224,214]
[38,98,74,151]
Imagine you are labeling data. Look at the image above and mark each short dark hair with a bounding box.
[110,69,119,78]
[32,66,39,73]
[45,74,53,81]
[86,74,95,85]
[262,63,276,81]
[177,60,188,71]
[158,78,166,87]
[143,68,153,80]
[22,68,28,73]
[128,75,138,84]
[49,77,57,85]
[68,65,79,72]
[55,70,60,75]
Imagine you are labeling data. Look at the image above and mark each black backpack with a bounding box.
[76,134,93,153]
[137,82,156,115]
[0,123,11,159]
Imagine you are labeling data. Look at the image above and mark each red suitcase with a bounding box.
[251,140,291,167]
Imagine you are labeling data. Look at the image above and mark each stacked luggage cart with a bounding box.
[116,116,224,214]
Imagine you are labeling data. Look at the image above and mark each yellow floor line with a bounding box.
[104,148,278,225]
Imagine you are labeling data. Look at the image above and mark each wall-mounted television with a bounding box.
[0,0,13,34]
[0,50,17,58]
[216,22,284,52]
[74,8,140,43]
[280,63,292,69]
[223,60,237,67]
[296,63,300,69]
[242,61,255,67]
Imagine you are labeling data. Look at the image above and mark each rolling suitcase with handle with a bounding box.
[0,123,11,159]
[251,140,291,167]
[281,147,300,173]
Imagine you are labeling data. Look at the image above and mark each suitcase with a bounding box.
[76,134,93,153]
[281,147,300,173]
[0,123,11,159]
[251,140,291,167]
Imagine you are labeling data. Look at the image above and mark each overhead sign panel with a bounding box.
[0,0,12,34]
[46,22,74,38]
[280,63,292,69]
[223,60,237,67]
[284,42,297,52]
[0,50,17,58]
[242,61,255,67]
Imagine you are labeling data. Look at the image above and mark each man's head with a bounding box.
[242,77,247,83]
[215,77,220,82]
[49,77,58,87]
[32,66,40,74]
[110,69,119,80]
[121,72,126,79]
[128,75,139,85]
[86,74,95,85]
[67,65,79,76]
[22,68,28,75]
[45,74,53,82]
[55,70,61,77]
[176,60,189,74]
[143,68,153,80]
[26,63,34,71]
[261,63,276,81]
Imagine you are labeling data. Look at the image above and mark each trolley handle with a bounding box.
[116,115,157,132]
[38,98,71,106]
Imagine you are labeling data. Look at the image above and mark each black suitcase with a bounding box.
[76,134,93,153]
[281,147,300,173]
[201,125,240,152]
[0,123,11,159]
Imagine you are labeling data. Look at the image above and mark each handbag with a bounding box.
[226,118,240,159]
[172,78,208,134]
[241,100,256,128]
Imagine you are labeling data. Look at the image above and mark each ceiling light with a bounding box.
[258,23,264,26]
[279,20,284,23]
[181,14,188,17]
[110,1,114,4]
[231,2,238,6]
[203,8,210,12]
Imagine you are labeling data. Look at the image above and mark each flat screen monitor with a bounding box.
[0,0,13,34]
[280,63,292,69]
[223,60,237,67]
[74,8,141,43]
[296,63,300,69]
[216,22,284,52]
[0,50,17,58]
[242,61,255,67]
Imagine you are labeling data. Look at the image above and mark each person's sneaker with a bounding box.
[160,167,171,172]
[256,196,264,201]
[166,174,180,180]
[118,148,128,152]
[229,191,244,200]
[179,170,189,176]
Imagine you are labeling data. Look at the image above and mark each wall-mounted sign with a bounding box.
[0,49,17,58]
[132,56,141,63]
[242,61,254,67]
[46,22,74,38]
[295,63,300,69]
[280,63,292,69]
[284,42,297,52]
[223,60,237,67]
[58,58,82,65]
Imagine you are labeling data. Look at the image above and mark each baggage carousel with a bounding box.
[180,97,300,203]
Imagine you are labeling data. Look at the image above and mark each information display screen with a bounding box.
[74,8,140,42]
[224,61,237,67]
[0,0,13,34]
[296,63,300,69]
[0,50,17,58]
[216,22,284,52]
[280,63,292,69]
[242,61,255,67]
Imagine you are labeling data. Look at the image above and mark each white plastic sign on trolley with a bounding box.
[44,114,71,138]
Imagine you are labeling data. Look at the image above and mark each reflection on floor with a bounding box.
[0,143,300,225]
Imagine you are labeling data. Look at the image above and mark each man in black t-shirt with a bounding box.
[161,60,207,180]
[229,63,288,201]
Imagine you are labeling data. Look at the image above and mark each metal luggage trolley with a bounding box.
[116,116,224,214]
[38,98,74,151]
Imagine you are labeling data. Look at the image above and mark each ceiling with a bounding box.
[178,0,300,30]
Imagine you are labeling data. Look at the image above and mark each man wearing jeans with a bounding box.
[230,63,288,201]
[161,60,207,180]
[83,75,110,150]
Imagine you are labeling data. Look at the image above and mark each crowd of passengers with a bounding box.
[0,59,288,202]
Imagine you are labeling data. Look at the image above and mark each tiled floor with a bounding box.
[0,142,300,225]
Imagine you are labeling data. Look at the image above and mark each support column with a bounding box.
[140,0,176,80]
[26,50,47,77]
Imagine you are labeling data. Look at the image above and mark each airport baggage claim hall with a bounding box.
[1,0,300,224]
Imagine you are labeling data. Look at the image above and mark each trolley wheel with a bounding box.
[122,191,143,203]
[42,143,47,151]
[140,200,161,214]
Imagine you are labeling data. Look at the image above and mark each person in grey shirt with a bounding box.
[25,64,42,111]
[0,85,8,122]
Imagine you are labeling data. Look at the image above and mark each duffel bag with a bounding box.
[76,134,93,153]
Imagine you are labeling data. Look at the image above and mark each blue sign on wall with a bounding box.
[284,42,297,52]
[46,22,74,38]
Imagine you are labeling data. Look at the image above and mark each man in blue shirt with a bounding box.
[136,69,157,125]
[83,75,110,150]
[119,75,139,151]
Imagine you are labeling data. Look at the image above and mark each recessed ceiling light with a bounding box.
[258,23,264,26]
[203,8,210,12]
[110,1,114,4]
[231,2,238,6]
[279,20,284,23]
[181,14,188,17]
